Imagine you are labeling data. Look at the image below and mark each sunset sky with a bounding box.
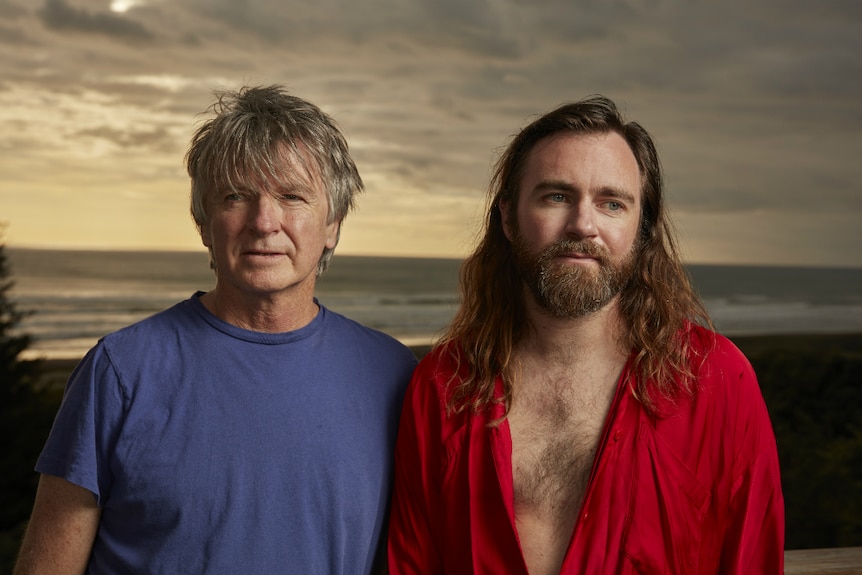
[1,0,860,267]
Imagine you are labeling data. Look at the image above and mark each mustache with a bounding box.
[541,240,609,262]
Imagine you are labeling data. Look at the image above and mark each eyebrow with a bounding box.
[533,179,637,204]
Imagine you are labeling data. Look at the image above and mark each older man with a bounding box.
[16,85,416,574]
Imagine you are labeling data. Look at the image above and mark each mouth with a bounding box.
[559,251,596,259]
[548,241,606,265]
[242,249,286,259]
[553,250,603,266]
[552,255,602,272]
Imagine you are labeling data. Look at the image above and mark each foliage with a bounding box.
[742,338,862,549]
[0,229,58,572]
[0,231,39,399]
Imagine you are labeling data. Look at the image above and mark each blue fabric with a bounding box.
[37,293,417,574]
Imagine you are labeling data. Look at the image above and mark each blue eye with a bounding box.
[607,201,622,211]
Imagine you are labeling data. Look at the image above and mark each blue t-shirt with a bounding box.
[37,294,417,574]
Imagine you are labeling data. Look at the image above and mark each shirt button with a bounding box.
[613,429,623,442]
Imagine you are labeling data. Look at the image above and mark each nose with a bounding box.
[248,193,281,234]
[565,200,598,239]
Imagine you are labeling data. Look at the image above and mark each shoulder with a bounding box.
[319,305,417,365]
[402,342,469,423]
[395,343,468,454]
[414,341,464,394]
[687,325,759,399]
[651,327,778,477]
[89,298,198,369]
[65,298,207,393]
[677,325,774,445]
[102,297,198,346]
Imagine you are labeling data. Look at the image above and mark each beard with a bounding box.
[512,235,637,318]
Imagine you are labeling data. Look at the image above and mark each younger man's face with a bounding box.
[501,131,643,318]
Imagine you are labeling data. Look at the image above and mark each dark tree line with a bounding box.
[736,334,862,549]
[0,231,59,571]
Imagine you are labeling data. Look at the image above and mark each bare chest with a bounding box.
[505,371,617,574]
[507,386,609,518]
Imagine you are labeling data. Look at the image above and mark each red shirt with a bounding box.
[388,327,784,574]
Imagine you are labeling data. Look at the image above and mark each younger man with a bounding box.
[388,96,784,574]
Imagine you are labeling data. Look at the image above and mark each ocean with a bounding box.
[7,248,862,360]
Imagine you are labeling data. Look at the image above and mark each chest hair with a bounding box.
[507,366,617,526]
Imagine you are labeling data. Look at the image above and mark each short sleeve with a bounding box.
[36,342,126,505]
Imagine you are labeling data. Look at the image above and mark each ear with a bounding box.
[499,199,514,242]
[325,220,341,250]
[200,224,212,248]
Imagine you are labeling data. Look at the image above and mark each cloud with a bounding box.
[0,0,859,265]
[0,0,26,18]
[0,21,37,44]
[39,0,153,40]
[73,124,175,152]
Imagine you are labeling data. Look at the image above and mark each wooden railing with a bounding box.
[784,547,862,574]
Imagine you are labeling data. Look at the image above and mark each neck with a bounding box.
[518,288,628,366]
[200,286,319,333]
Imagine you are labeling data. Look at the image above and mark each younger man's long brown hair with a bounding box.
[439,95,711,417]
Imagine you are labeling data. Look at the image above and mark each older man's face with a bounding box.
[200,144,339,306]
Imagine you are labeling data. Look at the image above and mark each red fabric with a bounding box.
[388,327,785,574]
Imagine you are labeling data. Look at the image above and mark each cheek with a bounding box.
[608,223,640,255]
[518,210,561,243]
[204,218,241,252]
